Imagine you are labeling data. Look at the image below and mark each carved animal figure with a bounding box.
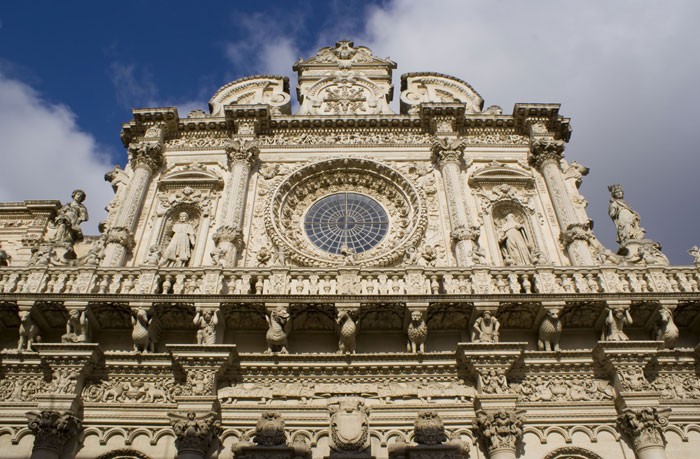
[407,310,427,353]
[537,308,563,351]
[17,311,40,352]
[102,382,129,402]
[131,308,154,353]
[653,307,679,349]
[265,306,290,353]
[336,309,357,354]
[140,383,168,403]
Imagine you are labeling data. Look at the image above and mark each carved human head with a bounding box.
[482,311,492,320]
[72,189,86,202]
[69,309,80,319]
[178,212,189,222]
[608,184,623,199]
[614,308,624,318]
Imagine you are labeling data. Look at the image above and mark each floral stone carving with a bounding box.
[414,411,447,445]
[617,407,669,451]
[254,412,287,446]
[168,411,222,456]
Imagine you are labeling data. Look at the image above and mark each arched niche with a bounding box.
[543,446,604,459]
[157,205,201,268]
[491,202,542,266]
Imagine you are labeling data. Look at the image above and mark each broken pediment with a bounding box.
[469,160,534,186]
[159,162,223,189]
[209,75,291,116]
[400,72,484,115]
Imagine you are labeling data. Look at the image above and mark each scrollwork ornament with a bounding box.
[617,407,668,451]
[26,410,82,454]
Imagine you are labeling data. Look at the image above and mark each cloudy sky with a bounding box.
[0,1,698,264]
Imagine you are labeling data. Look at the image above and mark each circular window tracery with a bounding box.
[304,192,388,254]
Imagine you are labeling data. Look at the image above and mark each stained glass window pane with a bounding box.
[304,192,388,254]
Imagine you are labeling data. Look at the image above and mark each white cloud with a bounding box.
[349,0,700,264]
[109,61,159,109]
[0,73,113,235]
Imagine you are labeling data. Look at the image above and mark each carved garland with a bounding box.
[266,157,427,267]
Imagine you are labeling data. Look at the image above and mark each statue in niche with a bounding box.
[143,245,162,266]
[602,307,632,341]
[48,189,89,245]
[62,309,88,343]
[472,311,500,343]
[608,184,645,244]
[498,213,532,265]
[162,212,196,267]
[0,243,10,267]
[193,308,218,345]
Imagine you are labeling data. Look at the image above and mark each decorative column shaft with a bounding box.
[214,138,258,267]
[26,410,81,459]
[102,126,164,266]
[432,137,478,266]
[528,122,594,265]
[617,407,670,459]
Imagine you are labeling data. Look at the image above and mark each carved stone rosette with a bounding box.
[168,411,222,458]
[266,157,427,267]
[26,410,82,456]
[617,407,669,455]
[473,409,524,458]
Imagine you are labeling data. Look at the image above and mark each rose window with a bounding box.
[304,192,389,254]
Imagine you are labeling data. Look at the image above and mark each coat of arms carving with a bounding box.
[328,398,370,454]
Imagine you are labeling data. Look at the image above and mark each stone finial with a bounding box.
[617,407,669,451]
[414,411,447,445]
[473,409,524,455]
[168,411,222,457]
[26,410,81,455]
[253,412,286,446]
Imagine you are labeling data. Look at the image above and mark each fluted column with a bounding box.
[26,410,81,459]
[473,409,525,459]
[102,126,164,266]
[528,122,594,265]
[432,137,479,266]
[617,407,670,459]
[213,138,258,267]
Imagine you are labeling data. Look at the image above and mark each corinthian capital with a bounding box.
[128,140,164,172]
[26,410,81,455]
[617,407,669,451]
[559,222,593,247]
[474,409,525,455]
[431,136,466,166]
[529,136,565,170]
[226,138,259,167]
[168,411,222,457]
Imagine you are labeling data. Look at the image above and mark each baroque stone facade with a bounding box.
[0,41,699,459]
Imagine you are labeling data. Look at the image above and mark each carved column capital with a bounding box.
[451,224,480,243]
[104,226,135,250]
[128,140,164,172]
[529,136,565,170]
[213,225,244,246]
[431,137,466,167]
[225,138,259,167]
[617,407,669,452]
[26,410,81,455]
[559,222,594,247]
[473,409,525,456]
[168,411,222,458]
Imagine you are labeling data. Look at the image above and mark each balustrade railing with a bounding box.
[0,265,698,297]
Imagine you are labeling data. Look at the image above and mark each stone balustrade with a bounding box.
[0,265,699,298]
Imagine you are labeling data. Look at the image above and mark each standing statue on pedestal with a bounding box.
[162,212,196,267]
[608,184,645,244]
[37,189,88,263]
[499,213,532,265]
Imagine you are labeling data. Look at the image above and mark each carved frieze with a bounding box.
[258,129,431,146]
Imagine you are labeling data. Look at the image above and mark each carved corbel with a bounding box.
[431,137,467,166]
[617,407,670,454]
[225,138,259,167]
[473,409,525,458]
[168,411,222,458]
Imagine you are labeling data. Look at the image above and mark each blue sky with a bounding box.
[1,1,699,264]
